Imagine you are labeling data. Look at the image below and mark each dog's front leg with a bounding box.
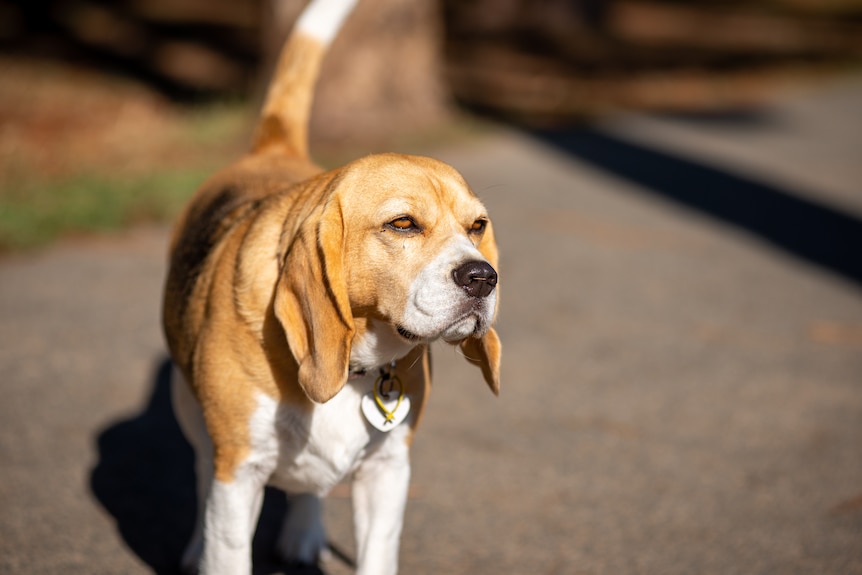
[351,431,411,575]
[198,469,268,575]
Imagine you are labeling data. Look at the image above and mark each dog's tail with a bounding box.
[251,0,359,158]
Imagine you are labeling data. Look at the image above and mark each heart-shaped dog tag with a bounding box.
[361,392,411,432]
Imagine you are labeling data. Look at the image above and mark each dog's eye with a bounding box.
[386,216,421,233]
[469,219,488,234]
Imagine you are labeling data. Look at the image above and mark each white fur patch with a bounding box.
[350,318,415,372]
[266,383,411,496]
[295,0,359,44]
[174,376,414,574]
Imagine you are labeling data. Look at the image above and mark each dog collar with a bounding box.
[372,363,404,423]
[348,367,368,379]
[348,359,395,380]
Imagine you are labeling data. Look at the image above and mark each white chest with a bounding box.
[258,379,410,496]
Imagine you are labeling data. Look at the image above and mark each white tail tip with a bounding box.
[295,0,360,44]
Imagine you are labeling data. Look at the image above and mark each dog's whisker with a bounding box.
[453,345,480,363]
[406,352,423,371]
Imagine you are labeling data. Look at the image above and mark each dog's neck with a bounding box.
[348,317,416,377]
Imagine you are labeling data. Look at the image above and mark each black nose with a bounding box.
[453,260,498,298]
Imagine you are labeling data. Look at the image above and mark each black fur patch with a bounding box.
[166,186,260,312]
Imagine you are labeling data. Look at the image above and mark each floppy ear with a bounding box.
[274,198,354,403]
[395,344,432,433]
[461,218,501,394]
[460,328,501,395]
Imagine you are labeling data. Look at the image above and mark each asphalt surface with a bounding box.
[2,76,861,575]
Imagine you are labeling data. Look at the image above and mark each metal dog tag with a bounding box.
[361,392,411,432]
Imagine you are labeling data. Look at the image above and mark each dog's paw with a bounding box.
[276,522,329,565]
[179,536,203,575]
[180,543,203,575]
[276,494,328,565]
[281,559,326,575]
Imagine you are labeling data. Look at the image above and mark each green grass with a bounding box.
[0,95,253,253]
[0,100,494,253]
[0,169,210,251]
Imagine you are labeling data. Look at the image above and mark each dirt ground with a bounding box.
[0,56,249,180]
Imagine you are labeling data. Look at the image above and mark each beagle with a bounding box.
[161,0,501,573]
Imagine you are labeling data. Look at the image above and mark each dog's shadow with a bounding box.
[90,358,329,575]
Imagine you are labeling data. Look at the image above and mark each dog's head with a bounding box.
[275,153,501,403]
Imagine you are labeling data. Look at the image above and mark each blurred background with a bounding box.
[1,2,862,574]
[1,0,861,250]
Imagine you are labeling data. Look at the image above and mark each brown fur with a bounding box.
[162,32,500,483]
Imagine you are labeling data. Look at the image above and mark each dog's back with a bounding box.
[163,0,358,371]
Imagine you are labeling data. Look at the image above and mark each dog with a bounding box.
[161,0,501,573]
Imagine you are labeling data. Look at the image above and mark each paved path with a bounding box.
[2,77,861,574]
